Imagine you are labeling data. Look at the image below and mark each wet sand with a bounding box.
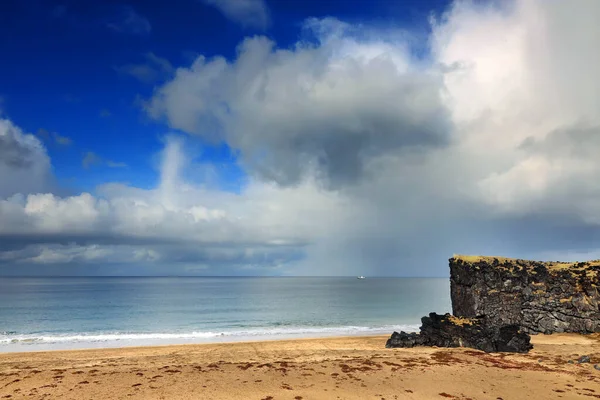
[1,334,600,399]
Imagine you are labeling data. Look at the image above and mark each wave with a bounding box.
[0,325,419,346]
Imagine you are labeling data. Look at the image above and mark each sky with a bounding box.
[1,0,600,277]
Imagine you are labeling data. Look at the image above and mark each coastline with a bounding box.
[2,334,599,399]
[0,326,420,354]
[0,331,401,354]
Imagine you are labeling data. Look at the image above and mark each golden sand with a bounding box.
[1,334,600,399]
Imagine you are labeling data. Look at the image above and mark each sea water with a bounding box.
[0,277,450,352]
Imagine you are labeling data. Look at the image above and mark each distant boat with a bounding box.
[357,276,365,279]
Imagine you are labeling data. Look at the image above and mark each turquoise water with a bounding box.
[0,277,451,352]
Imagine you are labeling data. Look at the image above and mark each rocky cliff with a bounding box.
[450,255,600,334]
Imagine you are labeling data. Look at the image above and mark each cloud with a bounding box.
[147,21,450,188]
[2,129,35,170]
[54,132,72,146]
[36,128,51,142]
[3,0,600,276]
[37,129,73,146]
[82,152,103,169]
[146,0,600,275]
[116,52,174,84]
[0,119,54,198]
[82,152,126,169]
[106,161,128,168]
[0,136,338,275]
[428,0,600,221]
[107,5,151,36]
[202,0,270,30]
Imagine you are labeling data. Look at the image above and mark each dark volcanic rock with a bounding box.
[450,255,600,334]
[577,355,591,364]
[386,312,532,353]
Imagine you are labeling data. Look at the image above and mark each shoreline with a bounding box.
[2,333,599,399]
[0,326,421,354]
[0,333,392,355]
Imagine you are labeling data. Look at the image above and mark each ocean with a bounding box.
[0,277,451,353]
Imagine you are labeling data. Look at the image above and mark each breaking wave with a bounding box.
[0,325,419,348]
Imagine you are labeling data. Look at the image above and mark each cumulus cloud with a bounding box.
[0,135,342,274]
[430,0,600,221]
[202,0,270,30]
[3,0,600,276]
[146,0,600,274]
[147,21,451,188]
[0,119,53,198]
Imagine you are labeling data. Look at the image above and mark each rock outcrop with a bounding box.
[450,255,600,334]
[386,312,532,353]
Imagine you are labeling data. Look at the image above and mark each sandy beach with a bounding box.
[1,334,600,399]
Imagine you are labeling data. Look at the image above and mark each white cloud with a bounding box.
[0,135,343,274]
[430,0,600,221]
[202,0,270,30]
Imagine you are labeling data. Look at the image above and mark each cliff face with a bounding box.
[450,255,600,334]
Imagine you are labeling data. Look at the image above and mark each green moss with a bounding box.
[452,254,516,264]
[451,254,600,275]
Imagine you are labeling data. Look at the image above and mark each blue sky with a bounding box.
[0,0,449,193]
[1,0,600,276]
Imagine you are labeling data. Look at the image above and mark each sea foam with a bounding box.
[0,325,419,351]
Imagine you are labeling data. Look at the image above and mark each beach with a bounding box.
[2,334,600,399]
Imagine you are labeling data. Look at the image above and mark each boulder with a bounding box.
[386,312,532,353]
